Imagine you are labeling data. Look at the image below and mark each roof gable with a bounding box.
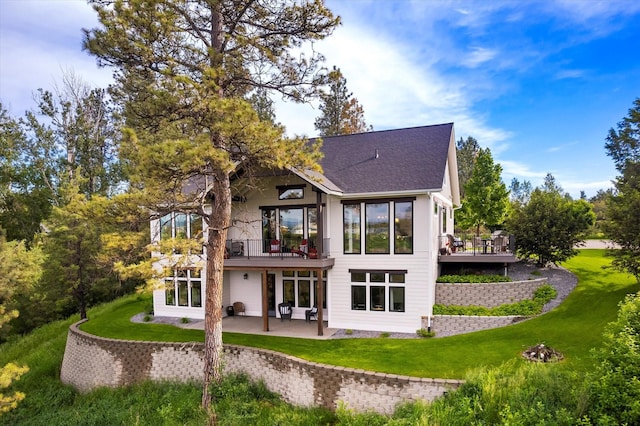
[315,123,454,194]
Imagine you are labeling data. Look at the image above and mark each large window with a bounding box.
[164,269,202,308]
[159,212,203,253]
[366,203,389,254]
[349,270,406,312]
[343,199,413,254]
[394,201,413,254]
[279,208,304,248]
[343,204,361,254]
[283,271,327,309]
[262,206,316,253]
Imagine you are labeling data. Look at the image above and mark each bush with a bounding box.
[436,274,512,283]
[416,328,435,338]
[424,362,586,425]
[433,285,557,316]
[587,293,640,424]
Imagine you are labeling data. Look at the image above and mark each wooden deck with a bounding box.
[438,252,517,264]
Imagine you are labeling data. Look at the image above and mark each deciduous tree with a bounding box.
[456,148,509,235]
[84,0,339,410]
[507,188,595,265]
[0,231,39,412]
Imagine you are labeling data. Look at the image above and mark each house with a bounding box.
[151,123,462,334]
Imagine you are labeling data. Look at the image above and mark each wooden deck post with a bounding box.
[262,269,269,332]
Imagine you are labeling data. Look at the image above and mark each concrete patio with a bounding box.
[182,315,338,340]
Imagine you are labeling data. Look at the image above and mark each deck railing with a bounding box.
[225,238,331,259]
[439,234,515,256]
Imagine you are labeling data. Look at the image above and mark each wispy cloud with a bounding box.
[462,47,499,68]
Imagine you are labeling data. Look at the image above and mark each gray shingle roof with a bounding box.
[315,123,454,194]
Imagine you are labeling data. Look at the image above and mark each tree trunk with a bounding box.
[201,168,231,412]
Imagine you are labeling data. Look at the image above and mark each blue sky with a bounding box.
[1,1,639,198]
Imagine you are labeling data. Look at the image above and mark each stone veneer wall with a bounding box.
[428,278,547,337]
[427,315,527,338]
[61,322,462,414]
[435,278,547,308]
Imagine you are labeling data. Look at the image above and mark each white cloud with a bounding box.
[462,47,499,68]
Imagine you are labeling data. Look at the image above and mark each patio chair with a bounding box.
[291,239,308,257]
[268,239,281,255]
[232,301,246,316]
[305,305,318,322]
[278,302,292,321]
[230,241,244,256]
[493,236,506,253]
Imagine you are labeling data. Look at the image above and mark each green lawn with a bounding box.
[79,249,638,378]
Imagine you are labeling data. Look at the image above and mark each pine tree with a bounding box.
[84,0,339,409]
[314,67,371,136]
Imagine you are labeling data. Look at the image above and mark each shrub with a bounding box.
[143,314,152,322]
[587,293,640,424]
[180,317,190,324]
[436,274,512,283]
[416,328,435,338]
[433,285,557,316]
[379,332,390,338]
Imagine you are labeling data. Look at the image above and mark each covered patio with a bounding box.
[182,315,338,340]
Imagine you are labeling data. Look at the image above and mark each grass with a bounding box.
[78,249,638,378]
[0,249,636,424]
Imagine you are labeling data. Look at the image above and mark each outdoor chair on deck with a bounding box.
[308,247,318,259]
[305,305,318,322]
[232,301,246,316]
[291,239,308,257]
[268,239,281,255]
[278,302,292,321]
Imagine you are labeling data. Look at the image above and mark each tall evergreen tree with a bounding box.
[603,98,640,282]
[314,66,371,136]
[84,0,339,409]
[456,136,480,199]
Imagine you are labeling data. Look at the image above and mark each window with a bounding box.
[165,279,175,305]
[370,272,385,282]
[158,212,203,253]
[352,286,366,310]
[370,286,385,311]
[283,280,295,305]
[164,269,202,308]
[262,208,277,251]
[389,287,405,312]
[349,269,406,312]
[343,204,361,254]
[307,207,317,246]
[278,186,304,200]
[394,201,413,254]
[298,280,311,308]
[191,269,202,307]
[389,273,405,283]
[365,203,389,254]
[351,272,366,282]
[279,208,304,247]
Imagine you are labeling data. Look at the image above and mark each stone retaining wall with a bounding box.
[427,315,527,338]
[435,278,547,308]
[61,321,462,414]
